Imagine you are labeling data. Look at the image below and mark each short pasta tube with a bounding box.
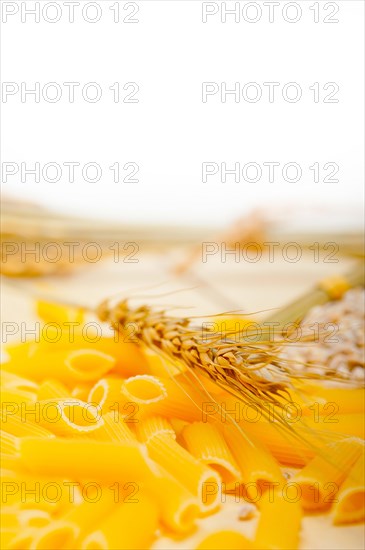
[181,422,241,483]
[18,437,157,483]
[37,398,104,436]
[80,496,158,550]
[293,437,364,510]
[332,451,365,524]
[88,377,125,415]
[223,424,285,500]
[255,489,302,550]
[143,432,222,513]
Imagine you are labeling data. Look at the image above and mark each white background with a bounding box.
[1,0,364,228]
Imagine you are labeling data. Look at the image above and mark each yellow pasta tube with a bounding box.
[80,496,158,550]
[18,437,157,483]
[63,349,116,382]
[4,349,116,383]
[255,489,302,550]
[120,374,167,406]
[88,377,125,414]
[333,452,365,524]
[299,384,365,415]
[37,399,104,436]
[182,422,241,483]
[294,437,364,510]
[304,413,365,439]
[31,520,79,550]
[223,425,285,500]
[148,376,210,422]
[71,384,92,401]
[62,489,117,541]
[195,530,254,550]
[1,370,38,393]
[135,415,176,443]
[143,432,222,513]
[143,347,181,377]
[37,379,69,400]
[90,411,136,443]
[36,300,84,325]
[1,413,54,439]
[145,467,200,533]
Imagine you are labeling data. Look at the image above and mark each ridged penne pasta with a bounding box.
[37,399,103,436]
[294,437,364,510]
[135,415,176,443]
[80,496,158,550]
[1,370,39,393]
[333,451,365,524]
[255,489,302,550]
[223,425,285,499]
[299,384,365,415]
[4,349,116,384]
[88,377,124,415]
[145,467,200,533]
[37,379,69,400]
[181,422,241,483]
[18,437,158,483]
[143,432,222,513]
[90,411,136,443]
[147,376,210,422]
[1,413,55,440]
[120,374,167,407]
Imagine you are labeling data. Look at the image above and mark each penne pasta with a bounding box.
[135,415,176,443]
[37,379,69,400]
[333,451,365,524]
[255,489,302,550]
[1,413,55,440]
[88,377,125,415]
[90,411,136,443]
[147,376,210,422]
[223,424,285,500]
[18,437,158,483]
[80,496,158,550]
[293,437,364,510]
[143,432,222,513]
[181,422,241,483]
[37,399,104,436]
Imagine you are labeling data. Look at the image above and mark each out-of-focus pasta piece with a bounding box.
[303,413,365,439]
[147,376,210,422]
[31,520,79,550]
[80,496,158,550]
[181,422,241,483]
[195,529,254,550]
[36,300,84,325]
[299,384,365,415]
[223,424,284,500]
[2,348,116,384]
[333,452,365,524]
[1,370,38,393]
[18,437,158,483]
[37,399,103,436]
[143,347,182,377]
[37,379,69,400]
[88,377,124,415]
[62,489,117,544]
[1,413,54,439]
[294,437,364,510]
[255,489,302,550]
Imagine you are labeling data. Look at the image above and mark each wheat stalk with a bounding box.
[97,299,312,411]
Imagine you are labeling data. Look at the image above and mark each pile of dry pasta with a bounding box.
[1,302,364,550]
